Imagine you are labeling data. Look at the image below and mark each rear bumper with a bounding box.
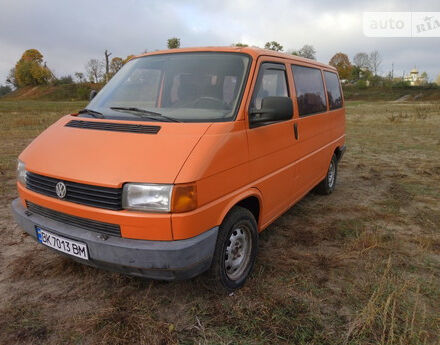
[11,198,218,280]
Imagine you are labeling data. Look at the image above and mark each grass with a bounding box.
[0,99,439,344]
[343,86,440,102]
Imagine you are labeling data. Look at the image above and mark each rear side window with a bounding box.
[251,63,288,110]
[291,65,327,116]
[324,71,343,110]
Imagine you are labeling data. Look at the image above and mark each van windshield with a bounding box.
[86,52,251,122]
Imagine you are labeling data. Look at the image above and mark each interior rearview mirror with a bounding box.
[249,96,293,127]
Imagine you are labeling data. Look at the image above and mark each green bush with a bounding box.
[392,81,411,89]
[0,85,12,97]
[76,85,92,100]
[356,80,368,89]
[52,75,74,86]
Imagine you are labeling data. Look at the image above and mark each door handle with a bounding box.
[293,123,298,140]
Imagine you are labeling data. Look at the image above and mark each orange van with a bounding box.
[12,47,345,290]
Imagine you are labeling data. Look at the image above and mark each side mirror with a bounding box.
[249,96,293,127]
[89,90,97,101]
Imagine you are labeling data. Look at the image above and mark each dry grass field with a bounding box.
[0,100,439,344]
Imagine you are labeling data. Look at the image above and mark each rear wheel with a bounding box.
[316,154,338,195]
[209,206,258,291]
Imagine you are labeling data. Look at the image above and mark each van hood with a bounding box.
[20,116,211,187]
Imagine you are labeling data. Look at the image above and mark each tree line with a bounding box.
[1,37,439,97]
[1,36,182,94]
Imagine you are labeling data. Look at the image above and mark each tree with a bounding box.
[22,49,44,63]
[329,53,352,80]
[264,41,283,51]
[369,50,382,76]
[232,43,248,47]
[351,65,372,81]
[122,55,135,65]
[110,57,123,75]
[85,59,104,83]
[291,45,316,60]
[104,49,112,82]
[54,75,74,85]
[435,73,440,86]
[6,68,18,88]
[74,72,85,83]
[353,52,371,70]
[167,37,180,49]
[14,49,52,87]
[0,84,12,97]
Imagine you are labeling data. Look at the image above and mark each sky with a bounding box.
[0,0,439,84]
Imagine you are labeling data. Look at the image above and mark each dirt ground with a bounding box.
[0,100,439,344]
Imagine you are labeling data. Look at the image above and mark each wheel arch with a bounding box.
[333,145,344,161]
[218,189,263,230]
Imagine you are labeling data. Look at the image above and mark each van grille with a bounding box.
[65,120,161,134]
[26,172,123,210]
[26,201,121,237]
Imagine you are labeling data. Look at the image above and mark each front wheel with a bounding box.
[316,154,338,195]
[209,206,258,291]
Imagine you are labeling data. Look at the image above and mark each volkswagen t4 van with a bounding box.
[12,47,345,290]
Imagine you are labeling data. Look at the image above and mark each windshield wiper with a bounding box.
[110,106,181,123]
[78,108,105,119]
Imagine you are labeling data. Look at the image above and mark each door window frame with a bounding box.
[247,60,292,128]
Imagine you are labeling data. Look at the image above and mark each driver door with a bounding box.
[245,58,297,227]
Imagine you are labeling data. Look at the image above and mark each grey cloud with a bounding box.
[0,0,439,83]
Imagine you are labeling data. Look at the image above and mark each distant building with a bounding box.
[404,68,427,86]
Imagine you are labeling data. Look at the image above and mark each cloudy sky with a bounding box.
[1,0,439,84]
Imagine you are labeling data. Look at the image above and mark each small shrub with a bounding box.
[414,106,428,120]
[52,75,74,86]
[356,80,368,89]
[0,85,12,97]
[392,81,411,89]
[77,85,92,100]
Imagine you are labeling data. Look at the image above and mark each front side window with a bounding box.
[291,65,327,117]
[324,71,343,110]
[251,63,288,110]
[87,52,250,122]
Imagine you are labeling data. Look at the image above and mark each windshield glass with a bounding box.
[86,52,251,122]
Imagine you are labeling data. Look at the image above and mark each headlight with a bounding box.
[122,182,198,213]
[17,160,26,186]
[122,183,173,212]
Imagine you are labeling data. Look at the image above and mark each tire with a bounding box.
[316,154,338,195]
[209,206,258,291]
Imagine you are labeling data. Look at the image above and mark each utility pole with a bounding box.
[104,50,112,83]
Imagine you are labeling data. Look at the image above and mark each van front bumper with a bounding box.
[11,198,218,280]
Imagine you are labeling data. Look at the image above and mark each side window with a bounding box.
[324,71,343,110]
[291,65,327,116]
[251,63,288,110]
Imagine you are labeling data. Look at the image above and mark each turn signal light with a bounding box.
[171,183,197,213]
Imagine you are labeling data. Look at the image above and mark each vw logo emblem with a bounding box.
[55,182,67,199]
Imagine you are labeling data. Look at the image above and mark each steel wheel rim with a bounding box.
[224,224,252,280]
[328,160,336,187]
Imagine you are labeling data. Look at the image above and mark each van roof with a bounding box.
[134,46,336,71]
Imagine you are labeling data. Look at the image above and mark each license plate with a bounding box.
[36,226,89,260]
